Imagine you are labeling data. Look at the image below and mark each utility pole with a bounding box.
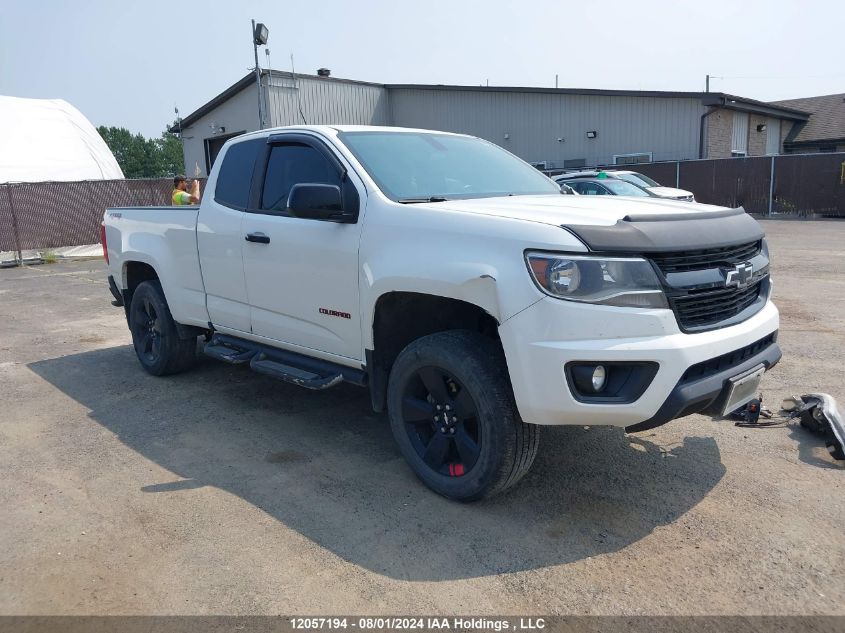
[175,105,185,173]
[705,74,724,93]
[265,49,274,129]
[252,20,263,128]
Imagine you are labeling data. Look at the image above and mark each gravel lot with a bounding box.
[0,219,843,616]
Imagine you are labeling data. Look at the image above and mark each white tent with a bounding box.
[0,96,124,183]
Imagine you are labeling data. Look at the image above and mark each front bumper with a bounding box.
[625,332,780,432]
[498,296,780,427]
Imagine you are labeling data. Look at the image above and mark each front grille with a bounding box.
[681,331,777,382]
[650,240,761,274]
[672,280,764,330]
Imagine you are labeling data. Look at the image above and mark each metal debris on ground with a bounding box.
[782,394,845,460]
[729,393,845,461]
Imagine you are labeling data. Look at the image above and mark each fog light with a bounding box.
[569,363,608,395]
[565,361,659,404]
[591,365,607,392]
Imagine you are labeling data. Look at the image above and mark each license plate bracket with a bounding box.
[721,364,766,416]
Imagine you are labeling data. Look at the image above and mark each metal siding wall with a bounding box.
[268,77,390,127]
[183,82,711,174]
[180,85,261,177]
[389,89,705,167]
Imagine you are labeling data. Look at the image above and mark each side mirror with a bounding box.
[288,183,351,221]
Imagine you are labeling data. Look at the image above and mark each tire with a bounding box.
[128,280,196,376]
[387,330,539,501]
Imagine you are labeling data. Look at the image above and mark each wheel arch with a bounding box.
[367,291,501,412]
[121,260,160,320]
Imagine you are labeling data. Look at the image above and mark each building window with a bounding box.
[613,152,653,165]
[819,146,837,153]
[563,158,587,169]
[731,112,749,156]
[765,118,781,155]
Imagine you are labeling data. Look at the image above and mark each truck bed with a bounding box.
[103,206,209,328]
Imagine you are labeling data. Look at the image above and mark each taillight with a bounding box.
[99,222,109,264]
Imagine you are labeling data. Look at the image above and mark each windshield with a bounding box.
[602,180,651,196]
[338,131,561,201]
[614,172,660,188]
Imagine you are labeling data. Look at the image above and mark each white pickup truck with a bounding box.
[102,125,780,500]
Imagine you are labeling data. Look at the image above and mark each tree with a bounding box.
[155,130,185,177]
[97,126,147,178]
[97,124,185,179]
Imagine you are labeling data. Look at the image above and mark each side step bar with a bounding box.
[202,334,366,391]
[204,344,255,364]
[251,355,344,390]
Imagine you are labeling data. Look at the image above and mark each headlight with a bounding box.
[526,252,668,308]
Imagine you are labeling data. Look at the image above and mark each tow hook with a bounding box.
[730,395,775,427]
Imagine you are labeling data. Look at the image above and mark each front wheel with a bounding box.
[128,280,196,376]
[387,330,539,501]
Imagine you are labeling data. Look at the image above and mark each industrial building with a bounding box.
[173,70,810,177]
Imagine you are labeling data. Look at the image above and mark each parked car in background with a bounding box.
[563,178,653,197]
[555,170,695,201]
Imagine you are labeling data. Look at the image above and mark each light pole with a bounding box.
[252,20,269,129]
[174,105,186,174]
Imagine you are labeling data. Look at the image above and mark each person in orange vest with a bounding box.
[172,175,200,205]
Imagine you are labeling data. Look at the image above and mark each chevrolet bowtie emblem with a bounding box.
[725,262,754,289]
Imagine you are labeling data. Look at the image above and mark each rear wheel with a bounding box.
[387,330,539,501]
[129,280,196,376]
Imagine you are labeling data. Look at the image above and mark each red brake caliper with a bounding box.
[448,463,465,477]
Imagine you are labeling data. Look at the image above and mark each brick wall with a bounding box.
[704,108,733,158]
[707,109,793,157]
[747,114,768,155]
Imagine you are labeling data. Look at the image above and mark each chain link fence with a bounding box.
[0,178,206,261]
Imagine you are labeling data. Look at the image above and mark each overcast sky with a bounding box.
[2,0,843,138]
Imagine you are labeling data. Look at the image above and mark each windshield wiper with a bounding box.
[397,196,449,204]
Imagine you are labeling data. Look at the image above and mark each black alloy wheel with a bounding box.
[401,366,481,477]
[131,294,162,365]
[387,330,539,500]
[128,280,196,376]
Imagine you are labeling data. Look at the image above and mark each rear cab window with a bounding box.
[214,137,264,209]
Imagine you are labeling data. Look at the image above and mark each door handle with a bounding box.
[245,232,270,244]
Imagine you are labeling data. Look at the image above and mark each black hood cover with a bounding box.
[563,208,765,253]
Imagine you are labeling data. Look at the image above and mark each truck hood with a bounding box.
[646,186,694,199]
[416,194,723,227]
